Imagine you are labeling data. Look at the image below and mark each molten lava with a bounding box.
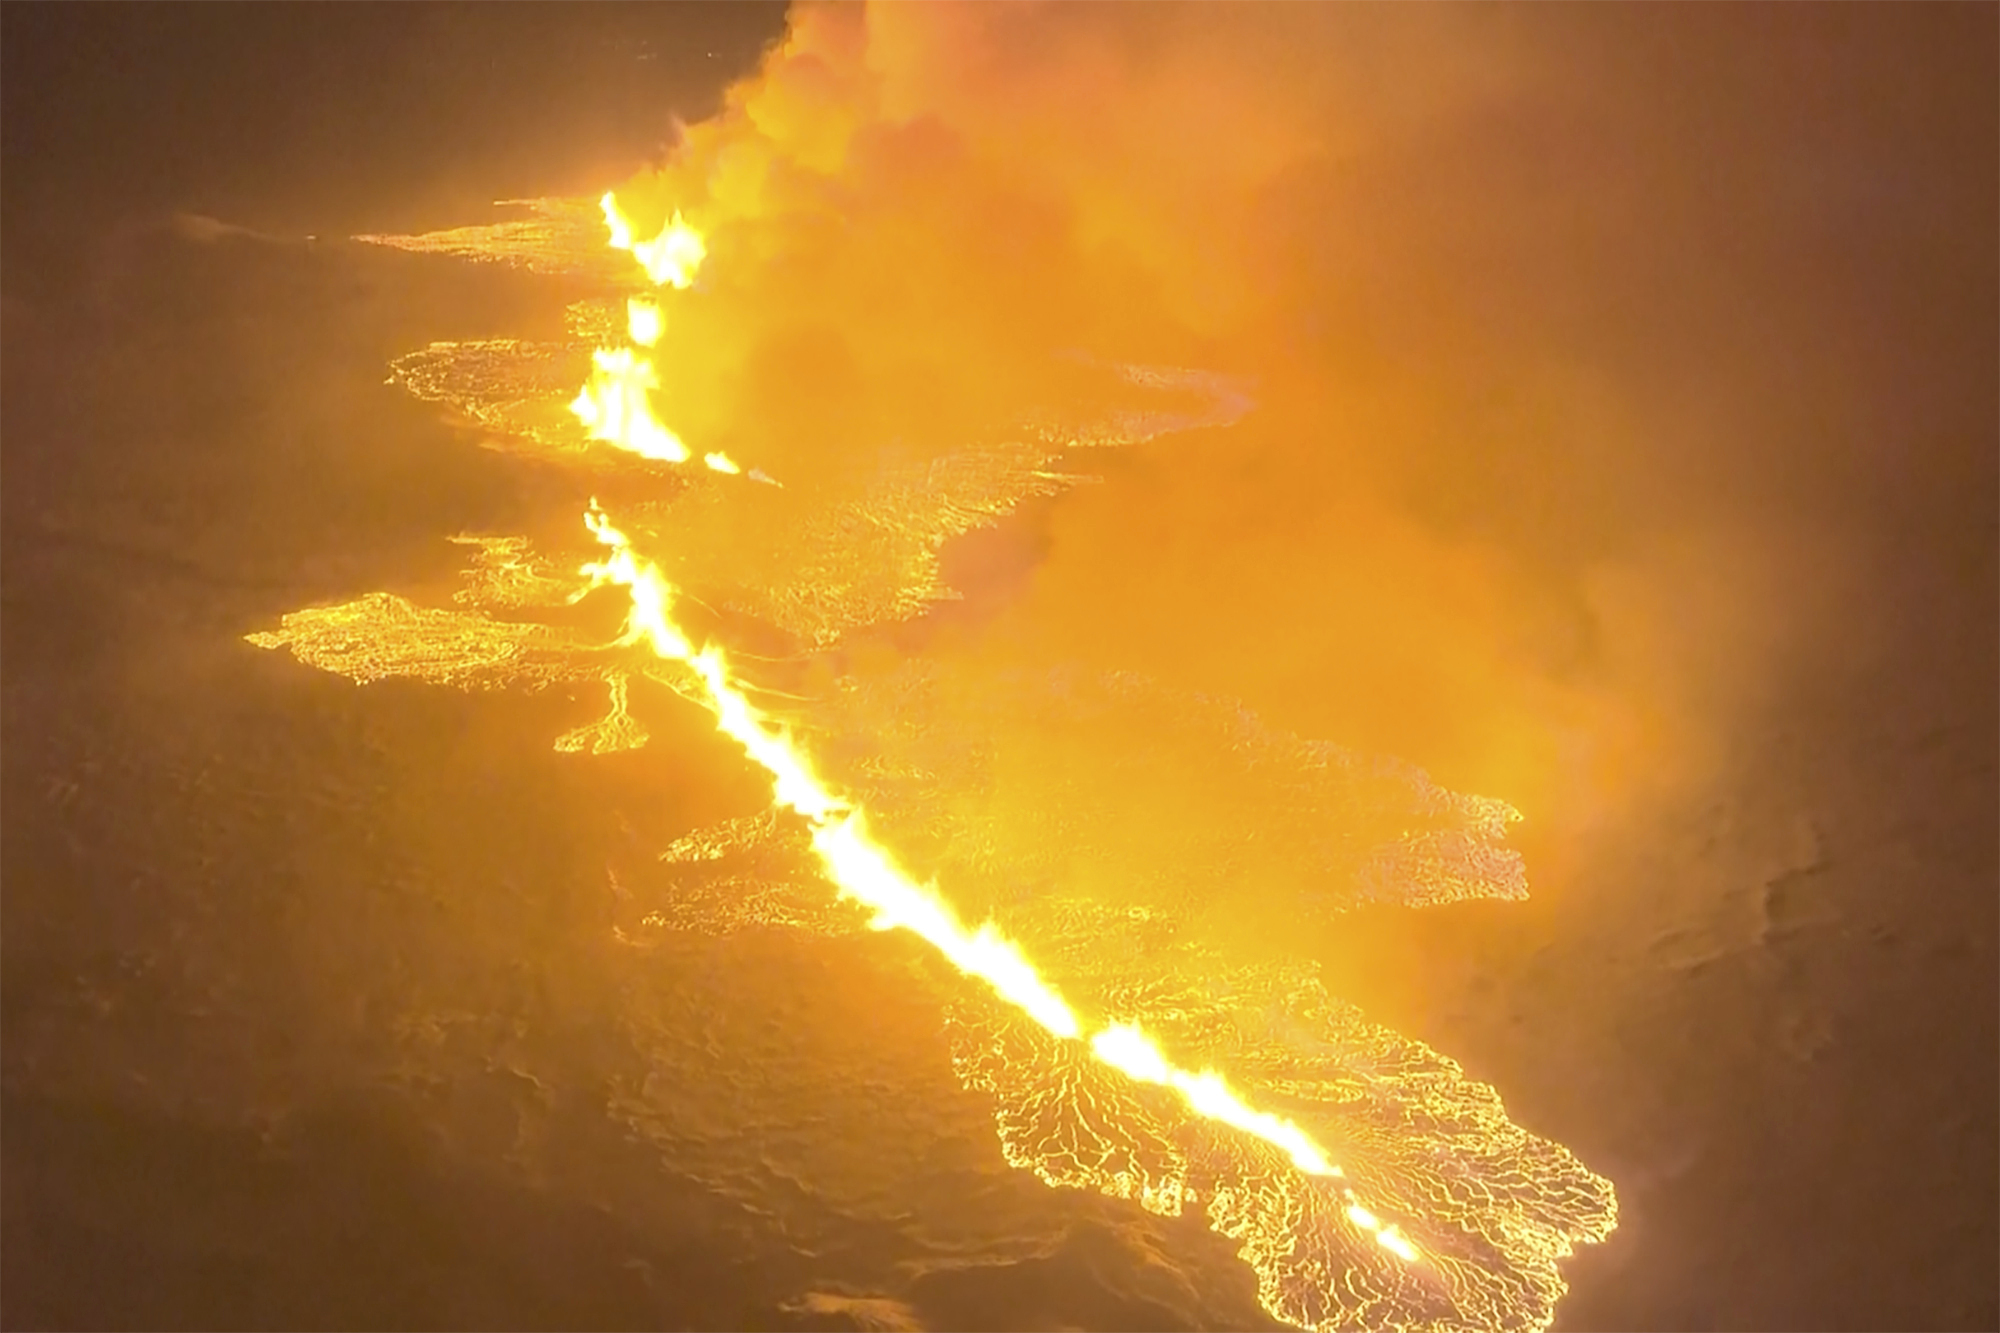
[568,198,741,474]
[580,502,1423,1266]
[601,191,705,290]
[278,154,1618,1332]
[570,345,691,462]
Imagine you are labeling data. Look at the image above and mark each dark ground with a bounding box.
[4,6,1995,1332]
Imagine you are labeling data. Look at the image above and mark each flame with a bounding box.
[568,203,749,481]
[579,503,1425,1264]
[601,192,706,290]
[626,297,664,348]
[569,346,691,463]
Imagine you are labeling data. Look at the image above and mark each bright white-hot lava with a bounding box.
[601,191,706,290]
[626,297,664,348]
[568,197,742,475]
[570,346,690,462]
[579,503,1425,1265]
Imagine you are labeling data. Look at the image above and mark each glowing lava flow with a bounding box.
[601,191,705,290]
[571,344,691,462]
[570,198,742,474]
[581,504,1422,1265]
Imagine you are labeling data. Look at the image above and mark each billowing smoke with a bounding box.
[603,1,1991,855]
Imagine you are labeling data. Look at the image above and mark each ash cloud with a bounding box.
[614,3,1995,829]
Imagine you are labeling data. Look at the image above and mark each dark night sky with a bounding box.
[1,4,788,292]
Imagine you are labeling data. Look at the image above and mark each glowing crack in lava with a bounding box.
[580,503,1422,1267]
[601,191,706,290]
[567,210,1415,1252]
[254,168,1618,1330]
[568,206,741,474]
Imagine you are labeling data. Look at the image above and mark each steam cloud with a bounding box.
[597,2,1993,839]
